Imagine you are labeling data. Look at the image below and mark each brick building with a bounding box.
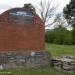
[0,4,49,69]
[0,4,44,51]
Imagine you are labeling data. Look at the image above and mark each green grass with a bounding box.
[0,67,75,75]
[46,43,75,56]
[0,43,75,75]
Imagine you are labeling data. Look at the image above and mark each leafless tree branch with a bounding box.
[35,0,59,27]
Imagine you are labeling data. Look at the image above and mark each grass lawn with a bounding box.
[46,43,75,56]
[0,67,75,75]
[0,43,75,75]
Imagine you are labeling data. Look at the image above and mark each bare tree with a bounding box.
[54,13,68,28]
[35,0,59,27]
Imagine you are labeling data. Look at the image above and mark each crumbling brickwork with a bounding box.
[0,7,45,51]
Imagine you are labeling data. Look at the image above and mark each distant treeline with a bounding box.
[45,27,75,45]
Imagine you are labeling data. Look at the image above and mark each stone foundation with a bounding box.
[0,51,50,69]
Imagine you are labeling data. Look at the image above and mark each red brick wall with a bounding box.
[0,8,45,51]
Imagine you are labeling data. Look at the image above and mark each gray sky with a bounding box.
[0,0,70,14]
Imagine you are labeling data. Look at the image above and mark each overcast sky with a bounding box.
[0,0,70,14]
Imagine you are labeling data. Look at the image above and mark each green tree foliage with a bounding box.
[63,0,75,43]
[45,27,73,45]
[45,30,54,43]
[24,4,35,11]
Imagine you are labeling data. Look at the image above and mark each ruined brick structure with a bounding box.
[0,6,44,51]
[0,4,50,69]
